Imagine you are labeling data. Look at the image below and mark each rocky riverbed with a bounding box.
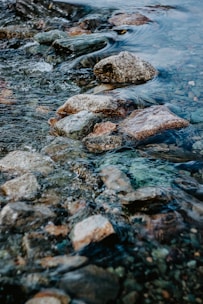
[0,0,203,303]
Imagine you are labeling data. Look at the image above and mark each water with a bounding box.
[0,0,203,303]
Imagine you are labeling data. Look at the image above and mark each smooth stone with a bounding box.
[25,297,61,304]
[56,94,120,116]
[94,51,157,84]
[70,214,115,250]
[38,255,88,270]
[0,150,54,176]
[119,105,189,141]
[190,108,203,123]
[0,173,40,201]
[52,33,108,56]
[54,111,100,139]
[34,30,68,44]
[108,12,151,26]
[83,134,122,153]
[60,264,119,304]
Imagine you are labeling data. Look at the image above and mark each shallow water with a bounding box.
[1,0,203,303]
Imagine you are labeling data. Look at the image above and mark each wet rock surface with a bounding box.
[0,1,203,304]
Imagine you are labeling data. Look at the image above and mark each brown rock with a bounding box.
[25,297,61,304]
[67,26,91,36]
[31,289,70,304]
[119,105,189,141]
[56,94,120,117]
[83,134,122,153]
[94,51,157,84]
[109,12,151,26]
[38,255,87,270]
[91,121,117,135]
[44,223,69,236]
[70,214,115,250]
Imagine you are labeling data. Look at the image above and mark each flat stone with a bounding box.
[60,264,119,304]
[108,12,151,26]
[1,173,40,201]
[54,110,100,139]
[56,94,120,116]
[0,150,54,176]
[70,214,115,250]
[52,33,108,57]
[94,51,157,84]
[119,105,189,141]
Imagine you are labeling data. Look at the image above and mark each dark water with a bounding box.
[0,0,203,303]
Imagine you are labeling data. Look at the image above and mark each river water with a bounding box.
[0,0,203,303]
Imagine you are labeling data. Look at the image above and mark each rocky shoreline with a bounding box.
[0,1,203,304]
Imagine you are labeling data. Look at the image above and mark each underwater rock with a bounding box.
[56,94,121,117]
[108,12,151,26]
[0,173,40,201]
[83,134,122,153]
[70,214,115,250]
[94,51,157,84]
[0,202,55,231]
[25,296,61,304]
[34,30,68,45]
[60,264,119,304]
[38,255,87,270]
[54,110,100,139]
[26,289,70,304]
[0,25,36,39]
[119,105,189,141]
[0,150,54,176]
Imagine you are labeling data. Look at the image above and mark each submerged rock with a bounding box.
[0,25,36,39]
[0,150,54,176]
[38,255,87,270]
[56,94,120,117]
[94,51,157,84]
[34,30,68,45]
[108,12,151,26]
[0,173,40,201]
[70,214,115,250]
[119,105,189,141]
[83,134,122,153]
[60,264,119,304]
[54,110,100,139]
[26,289,70,304]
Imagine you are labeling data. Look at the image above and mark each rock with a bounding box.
[34,30,68,45]
[119,186,171,206]
[0,173,40,201]
[38,255,87,270]
[29,289,71,304]
[100,165,134,193]
[54,110,100,139]
[79,13,106,31]
[83,134,122,153]
[108,12,151,26]
[70,214,115,250]
[119,105,189,141]
[56,94,120,117]
[0,202,55,231]
[44,223,69,236]
[93,51,157,84]
[88,121,117,135]
[25,297,61,304]
[0,150,54,176]
[0,25,36,39]
[67,26,91,36]
[60,264,119,304]
[52,34,109,57]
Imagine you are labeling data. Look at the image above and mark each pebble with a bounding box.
[108,12,151,26]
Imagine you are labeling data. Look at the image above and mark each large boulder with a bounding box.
[94,51,157,84]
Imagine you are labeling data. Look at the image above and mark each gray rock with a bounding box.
[0,150,54,176]
[119,105,189,141]
[54,111,100,139]
[60,264,119,304]
[34,30,68,45]
[52,33,108,57]
[56,94,119,116]
[94,51,157,84]
[0,173,40,201]
[70,214,115,250]
[0,202,55,231]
